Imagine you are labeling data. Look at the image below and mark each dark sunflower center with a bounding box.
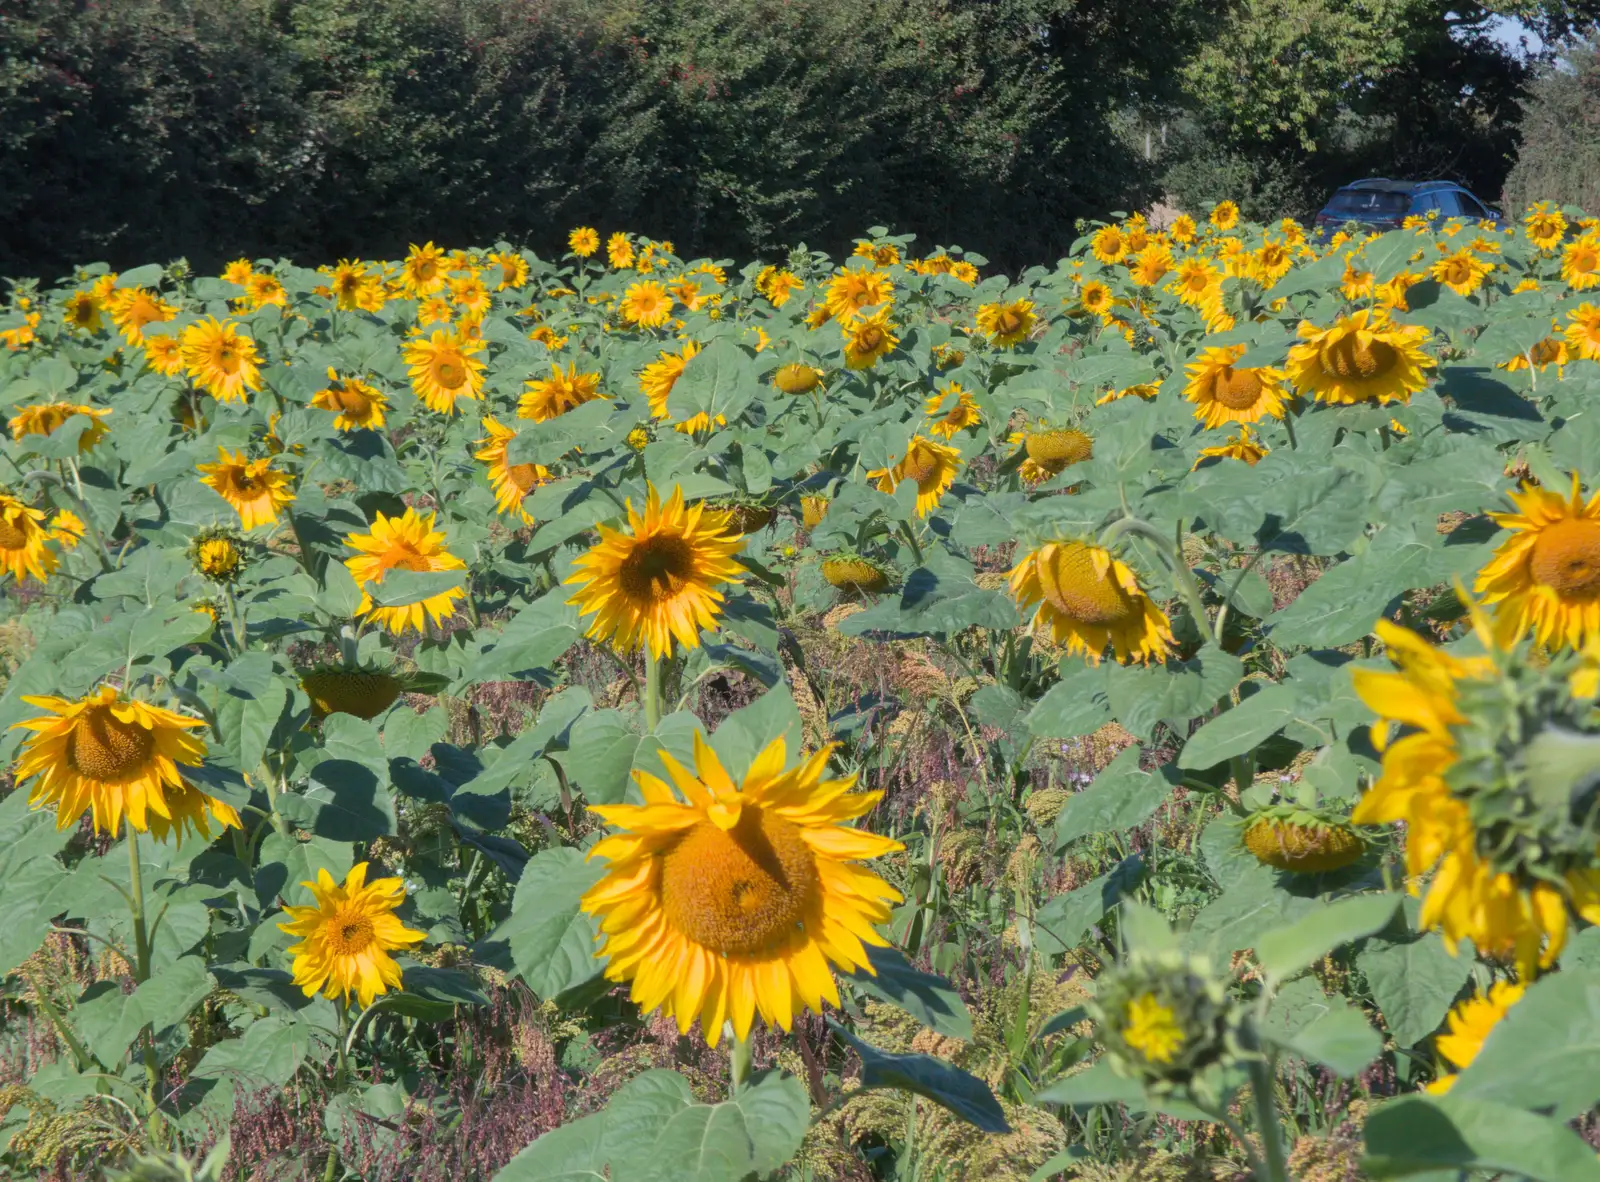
[901,445,939,484]
[1212,366,1264,409]
[1532,338,1562,365]
[618,533,695,603]
[856,327,884,351]
[0,518,28,550]
[1324,335,1396,380]
[416,261,438,282]
[996,310,1023,334]
[70,705,156,781]
[330,912,375,955]
[660,807,819,955]
[507,462,543,493]
[1530,518,1600,598]
[333,384,370,414]
[1037,543,1136,626]
[435,357,466,390]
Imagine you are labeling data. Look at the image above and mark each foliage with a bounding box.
[1506,39,1600,214]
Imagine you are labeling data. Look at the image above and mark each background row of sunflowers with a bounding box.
[1,199,1599,1181]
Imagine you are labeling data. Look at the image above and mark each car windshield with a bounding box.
[1324,189,1409,215]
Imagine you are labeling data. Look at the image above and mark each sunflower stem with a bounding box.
[729,1031,753,1094]
[323,1002,353,1182]
[126,824,164,1145]
[644,648,663,731]
[1282,411,1299,452]
[1244,1030,1291,1182]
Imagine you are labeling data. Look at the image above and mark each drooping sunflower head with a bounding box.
[278,863,426,1009]
[1242,806,1366,874]
[841,307,899,370]
[581,732,902,1045]
[1475,472,1600,651]
[10,684,210,835]
[710,497,774,536]
[188,526,247,584]
[773,362,824,395]
[180,317,262,404]
[7,402,111,453]
[196,448,295,531]
[344,508,468,635]
[300,666,406,721]
[1183,343,1286,429]
[474,416,550,523]
[974,299,1036,347]
[404,327,486,414]
[519,362,606,423]
[565,482,745,658]
[1010,423,1093,487]
[867,435,960,518]
[311,368,389,431]
[1287,308,1434,406]
[0,493,56,584]
[820,552,893,595]
[1089,945,1237,1091]
[800,494,830,531]
[1009,540,1174,665]
[1352,606,1600,977]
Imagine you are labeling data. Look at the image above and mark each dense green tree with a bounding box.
[1504,39,1600,210]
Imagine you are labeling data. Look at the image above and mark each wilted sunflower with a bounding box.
[621,281,673,329]
[1564,302,1600,362]
[569,227,600,257]
[1427,981,1524,1094]
[565,483,744,658]
[975,299,1036,347]
[10,684,209,835]
[398,241,448,299]
[8,402,111,452]
[1475,473,1600,649]
[640,340,701,422]
[581,732,901,1046]
[405,327,485,414]
[821,553,892,594]
[772,362,823,394]
[1431,248,1494,297]
[1193,425,1269,468]
[475,416,550,523]
[1091,225,1128,265]
[842,308,898,370]
[825,267,894,325]
[1561,235,1600,291]
[1183,343,1286,428]
[1524,204,1566,252]
[1352,608,1600,977]
[1243,806,1365,873]
[868,435,960,518]
[1287,309,1433,405]
[924,383,981,438]
[279,863,426,1009]
[311,369,388,431]
[519,363,606,423]
[189,526,246,583]
[180,317,262,404]
[344,508,468,634]
[1009,541,1173,664]
[197,449,295,530]
[0,494,56,583]
[301,667,406,720]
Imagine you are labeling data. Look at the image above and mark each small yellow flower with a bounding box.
[278,863,426,1009]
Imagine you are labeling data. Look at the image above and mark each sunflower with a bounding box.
[1170,214,1198,244]
[1431,248,1494,297]
[62,291,104,334]
[1242,808,1365,873]
[1251,239,1294,287]
[1351,609,1600,977]
[1169,259,1220,309]
[1474,473,1600,649]
[821,554,892,594]
[1561,235,1600,291]
[8,402,111,452]
[1122,994,1186,1064]
[1524,203,1566,252]
[0,494,55,583]
[1340,262,1377,300]
[800,495,830,531]
[975,299,1036,347]
[1009,541,1173,664]
[924,383,981,439]
[197,449,295,530]
[142,332,185,377]
[607,233,635,269]
[10,685,209,835]
[107,287,176,345]
[417,296,454,327]
[404,327,485,414]
[1182,344,1285,429]
[1499,335,1567,373]
[640,340,701,421]
[327,259,373,309]
[242,272,287,311]
[1078,279,1116,318]
[279,863,426,1009]
[1563,302,1600,362]
[581,732,901,1045]
[488,250,530,291]
[344,509,468,634]
[1377,270,1425,313]
[301,668,406,721]
[620,281,673,329]
[868,435,960,518]
[564,483,744,658]
[1427,981,1524,1094]
[518,363,606,423]
[1129,245,1174,288]
[1096,382,1158,406]
[398,241,448,299]
[475,416,550,523]
[221,259,255,287]
[311,369,388,431]
[1194,425,1269,468]
[1287,309,1433,405]
[825,268,894,326]
[448,275,492,317]
[1210,200,1241,231]
[842,308,898,370]
[189,526,246,583]
[758,268,803,308]
[180,317,261,404]
[569,227,600,258]
[49,510,85,549]
[1090,225,1128,265]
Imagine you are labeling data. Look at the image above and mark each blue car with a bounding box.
[1313,179,1502,236]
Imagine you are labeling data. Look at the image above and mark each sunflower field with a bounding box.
[2,202,1600,1182]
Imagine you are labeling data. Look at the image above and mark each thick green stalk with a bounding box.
[729,1032,753,1094]
[644,648,663,731]
[127,826,162,1144]
[1244,1034,1290,1182]
[324,1003,352,1182]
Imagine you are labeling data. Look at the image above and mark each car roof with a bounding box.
[1335,178,1460,195]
